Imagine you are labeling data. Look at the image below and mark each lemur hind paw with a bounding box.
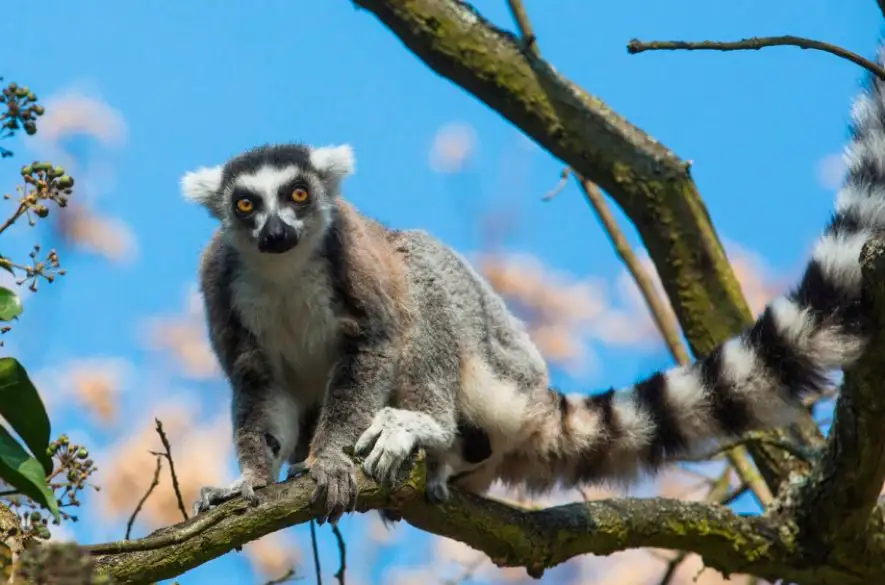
[193,472,264,514]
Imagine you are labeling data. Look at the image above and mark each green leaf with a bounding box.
[0,424,59,521]
[0,287,21,321]
[0,288,21,322]
[0,358,52,474]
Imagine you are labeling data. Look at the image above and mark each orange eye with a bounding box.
[236,198,254,214]
[291,187,310,203]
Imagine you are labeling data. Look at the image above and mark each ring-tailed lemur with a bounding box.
[182,64,882,524]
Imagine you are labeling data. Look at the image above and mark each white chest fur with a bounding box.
[231,254,341,388]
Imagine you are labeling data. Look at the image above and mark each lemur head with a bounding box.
[180,143,355,255]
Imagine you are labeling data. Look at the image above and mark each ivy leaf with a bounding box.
[0,358,52,474]
[0,424,59,521]
[0,287,21,321]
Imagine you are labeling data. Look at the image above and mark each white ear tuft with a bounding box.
[180,165,223,205]
[310,144,355,180]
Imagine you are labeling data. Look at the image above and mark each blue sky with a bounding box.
[1,1,881,583]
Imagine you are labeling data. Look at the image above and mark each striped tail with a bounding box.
[500,53,884,494]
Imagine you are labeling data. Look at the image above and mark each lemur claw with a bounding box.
[308,451,358,525]
[193,473,263,514]
[355,407,418,489]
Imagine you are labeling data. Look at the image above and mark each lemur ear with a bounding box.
[181,165,224,217]
[310,144,355,181]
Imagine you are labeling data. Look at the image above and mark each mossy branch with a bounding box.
[789,237,885,554]
[84,457,877,585]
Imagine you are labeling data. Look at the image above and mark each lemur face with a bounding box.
[181,143,354,255]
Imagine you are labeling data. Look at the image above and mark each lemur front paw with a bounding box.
[193,471,266,514]
[355,407,419,488]
[308,450,358,525]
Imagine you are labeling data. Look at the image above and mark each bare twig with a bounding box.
[682,431,815,464]
[125,456,162,540]
[657,552,685,585]
[573,175,775,506]
[330,524,346,585]
[153,418,189,521]
[309,519,322,585]
[657,468,733,584]
[726,449,773,506]
[575,176,690,364]
[0,203,27,236]
[542,168,570,201]
[627,36,885,82]
[505,0,540,58]
[264,568,297,585]
[722,484,750,507]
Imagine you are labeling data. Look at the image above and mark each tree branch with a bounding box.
[791,237,885,555]
[627,36,885,82]
[350,0,818,492]
[85,459,871,585]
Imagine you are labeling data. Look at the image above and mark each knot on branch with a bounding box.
[861,236,885,298]
[859,236,885,336]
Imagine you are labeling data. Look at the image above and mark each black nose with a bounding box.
[258,219,298,254]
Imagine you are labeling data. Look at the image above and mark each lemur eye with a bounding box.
[235,198,254,214]
[291,187,310,203]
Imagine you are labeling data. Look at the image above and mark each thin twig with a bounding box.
[627,36,885,82]
[682,431,815,464]
[330,523,346,585]
[722,484,750,507]
[542,168,571,201]
[0,203,27,237]
[575,176,690,364]
[310,519,322,585]
[657,552,686,585]
[657,468,732,584]
[153,418,189,521]
[726,448,773,506]
[505,0,540,58]
[264,568,297,585]
[573,174,774,506]
[125,455,162,540]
